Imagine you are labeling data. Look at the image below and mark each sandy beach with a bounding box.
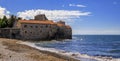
[0,38,79,61]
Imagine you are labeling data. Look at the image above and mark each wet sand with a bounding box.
[0,38,79,61]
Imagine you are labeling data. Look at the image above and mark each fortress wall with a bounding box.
[0,28,20,39]
[20,23,58,40]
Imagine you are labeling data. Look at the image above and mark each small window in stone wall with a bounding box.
[25,31,27,33]
[46,25,48,28]
[24,25,27,28]
[30,26,33,28]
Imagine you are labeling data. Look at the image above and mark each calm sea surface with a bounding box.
[35,35,120,58]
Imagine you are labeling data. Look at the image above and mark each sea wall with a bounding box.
[0,28,21,39]
[0,27,71,41]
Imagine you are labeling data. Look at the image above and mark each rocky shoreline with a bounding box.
[0,38,79,61]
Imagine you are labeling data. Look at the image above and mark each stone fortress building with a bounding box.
[0,14,72,40]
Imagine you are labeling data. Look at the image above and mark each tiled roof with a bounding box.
[18,20,71,29]
[56,23,65,27]
[19,20,56,25]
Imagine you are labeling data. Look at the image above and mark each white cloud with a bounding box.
[0,6,10,18]
[69,4,86,8]
[17,9,91,24]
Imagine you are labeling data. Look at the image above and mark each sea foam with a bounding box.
[20,41,120,61]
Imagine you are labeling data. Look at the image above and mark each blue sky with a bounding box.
[0,0,120,35]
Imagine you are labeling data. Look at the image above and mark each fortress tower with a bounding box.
[34,14,48,20]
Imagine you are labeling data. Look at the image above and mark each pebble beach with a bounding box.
[0,38,78,61]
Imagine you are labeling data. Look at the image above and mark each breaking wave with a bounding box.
[20,41,120,61]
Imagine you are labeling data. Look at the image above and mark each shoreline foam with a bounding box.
[20,41,80,61]
[0,38,76,61]
[20,41,120,61]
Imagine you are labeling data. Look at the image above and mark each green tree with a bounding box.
[0,16,8,28]
[17,17,22,20]
[0,15,22,28]
[0,18,2,28]
[8,15,16,27]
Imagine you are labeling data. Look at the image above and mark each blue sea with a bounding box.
[34,35,120,61]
